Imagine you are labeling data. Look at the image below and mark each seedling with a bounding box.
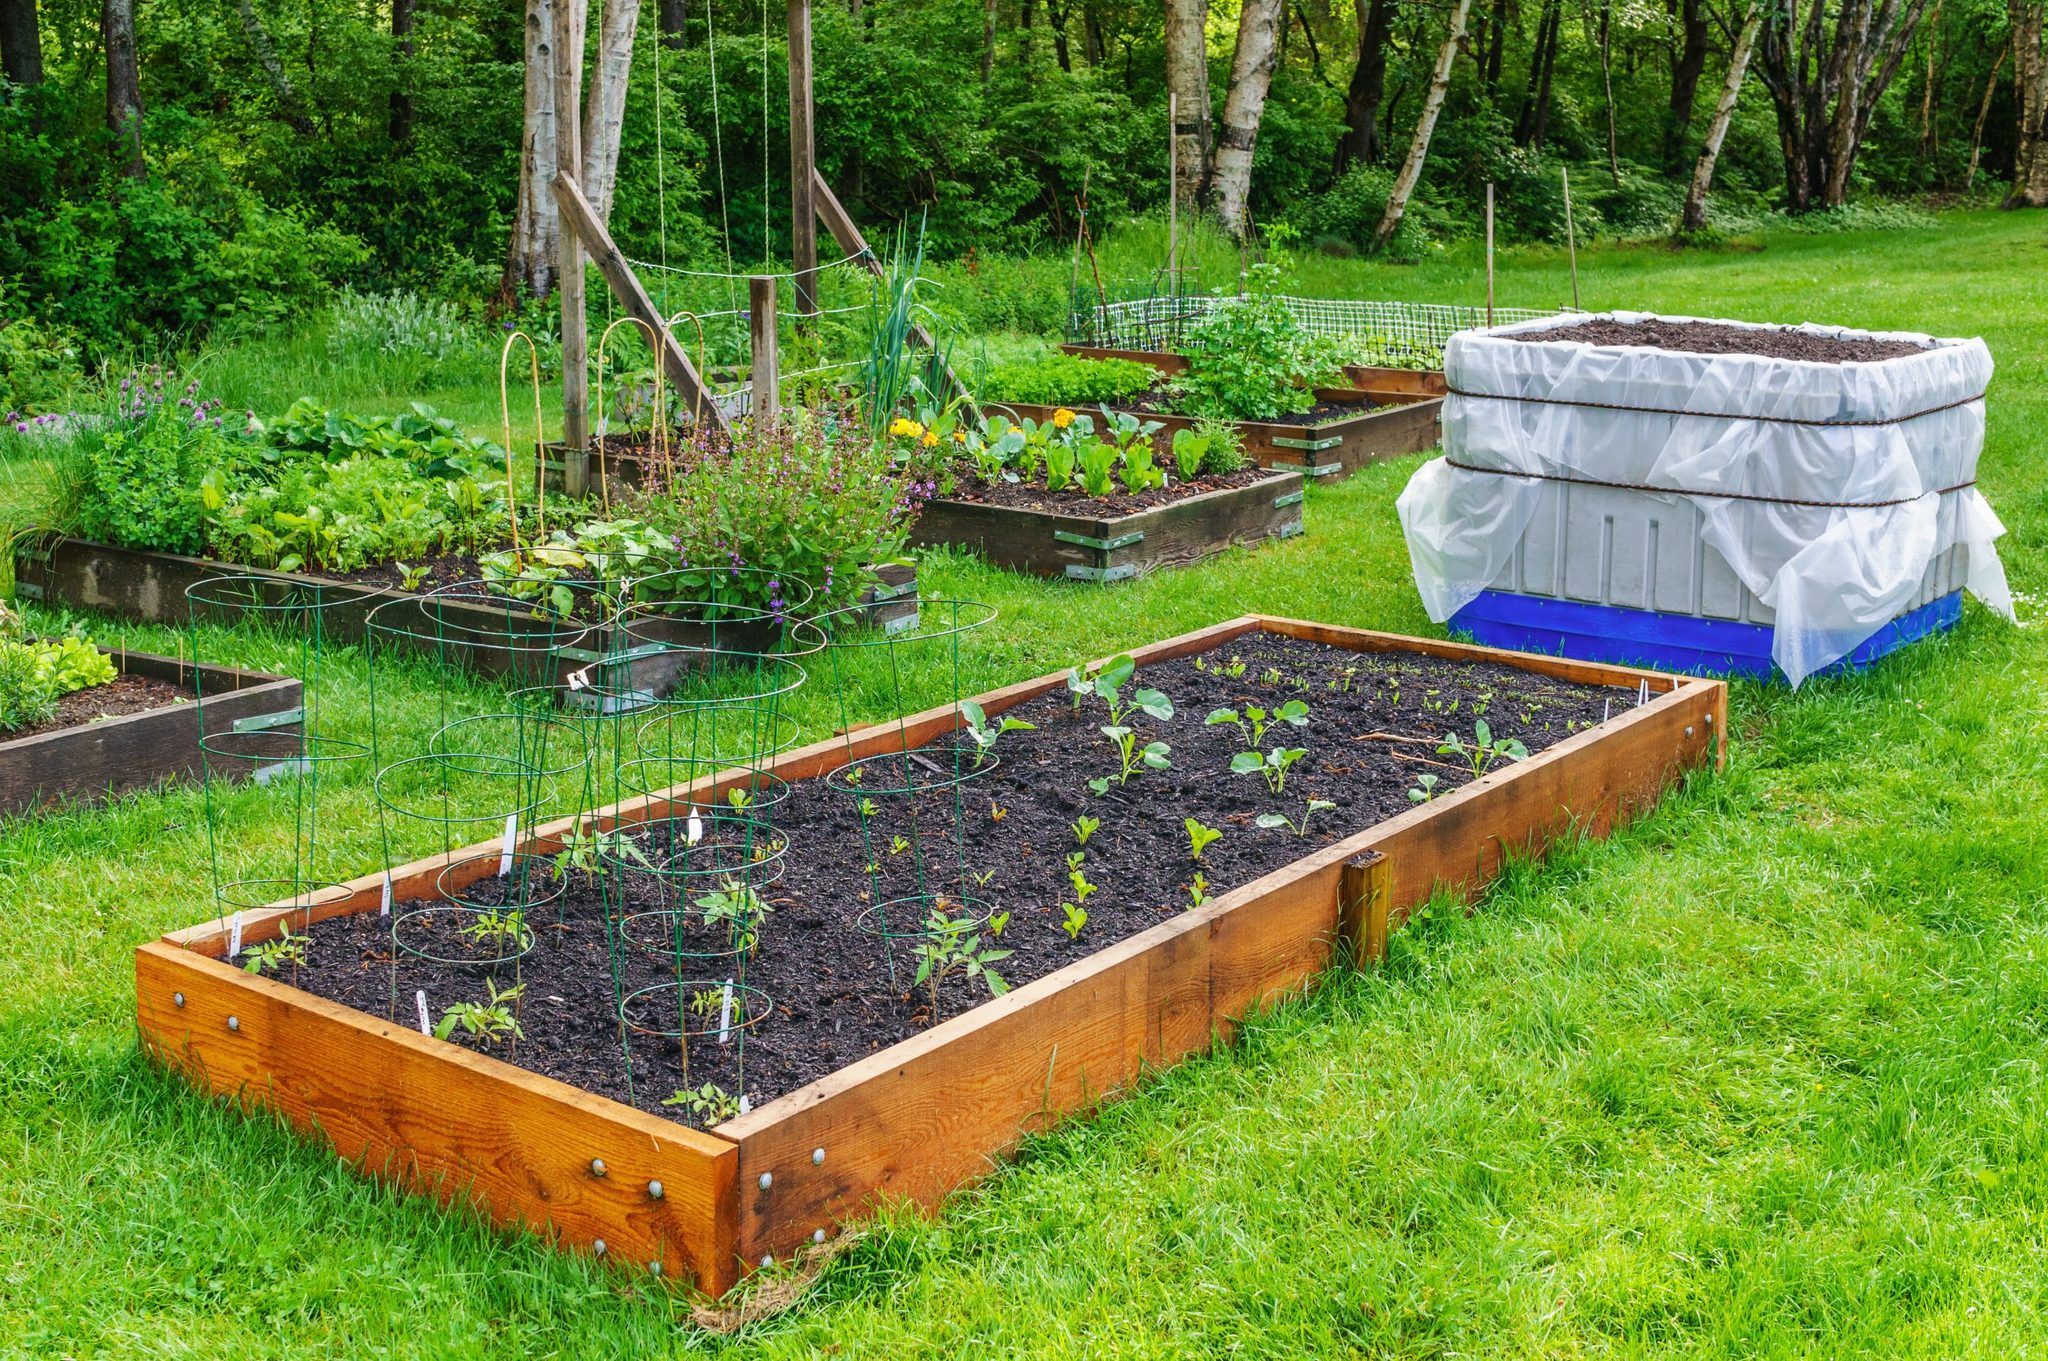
[1186,873,1212,909]
[970,867,996,888]
[460,906,532,955]
[1060,901,1088,939]
[1205,699,1309,750]
[434,977,525,1046]
[688,986,725,1018]
[552,824,653,883]
[989,800,1009,822]
[693,877,773,955]
[1261,667,1283,685]
[889,835,911,856]
[1093,725,1172,791]
[241,924,309,976]
[988,910,1010,937]
[1407,773,1441,804]
[1185,817,1222,860]
[1256,799,1336,838]
[1071,814,1100,846]
[1066,850,1097,903]
[1329,666,1358,693]
[395,562,431,592]
[1231,746,1307,795]
[959,699,1034,764]
[856,797,879,819]
[1222,655,1247,678]
[1069,654,1172,727]
[661,1082,743,1124]
[1438,718,1528,779]
[912,907,1012,1019]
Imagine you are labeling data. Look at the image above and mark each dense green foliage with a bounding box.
[0,601,116,733]
[973,354,1158,407]
[1173,264,1349,420]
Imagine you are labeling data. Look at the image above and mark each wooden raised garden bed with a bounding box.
[2,645,300,817]
[910,469,1305,581]
[12,537,917,672]
[135,615,1723,1297]
[1058,342,1450,403]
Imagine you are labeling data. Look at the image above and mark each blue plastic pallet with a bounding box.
[1448,590,1962,682]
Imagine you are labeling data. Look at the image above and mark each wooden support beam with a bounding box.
[749,275,779,432]
[1339,851,1392,964]
[553,0,591,498]
[787,0,818,320]
[552,172,734,440]
[810,169,973,411]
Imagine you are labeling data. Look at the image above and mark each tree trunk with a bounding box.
[1165,0,1212,207]
[1209,0,1284,234]
[233,0,314,134]
[390,0,416,143]
[1515,0,1562,147]
[981,0,997,84]
[2010,0,2048,205]
[1334,0,1394,169]
[1664,0,1710,164]
[1967,45,2007,185]
[502,0,561,302]
[1481,0,1508,90]
[1682,3,1762,229]
[102,0,144,178]
[1600,0,1620,180]
[1046,0,1073,69]
[1757,0,1932,211]
[0,0,43,86]
[1373,0,1474,248]
[1919,0,1941,157]
[657,0,684,46]
[581,0,639,223]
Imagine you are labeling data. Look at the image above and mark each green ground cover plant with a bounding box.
[0,210,2044,1357]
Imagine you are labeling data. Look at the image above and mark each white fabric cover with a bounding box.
[1398,310,2012,685]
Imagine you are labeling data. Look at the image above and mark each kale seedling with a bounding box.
[959,699,1034,765]
[1438,719,1528,779]
[1256,799,1336,837]
[1205,699,1309,749]
[1407,773,1441,804]
[1185,817,1222,860]
[1092,725,1172,793]
[1231,746,1307,794]
[912,908,1012,1020]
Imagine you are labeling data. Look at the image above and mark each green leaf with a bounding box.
[1230,751,1266,775]
[1255,813,1289,830]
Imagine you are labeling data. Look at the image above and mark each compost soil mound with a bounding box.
[933,465,1275,515]
[6,673,192,741]
[292,635,1618,1126]
[1518,318,1929,362]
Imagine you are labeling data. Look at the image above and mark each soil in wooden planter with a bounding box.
[932,465,1272,515]
[1111,385,1377,425]
[4,674,192,742]
[1513,318,1928,362]
[288,635,1616,1123]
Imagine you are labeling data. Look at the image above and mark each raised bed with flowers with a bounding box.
[136,609,1724,1297]
[0,604,300,817]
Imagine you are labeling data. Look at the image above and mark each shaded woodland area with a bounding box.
[0,0,2043,346]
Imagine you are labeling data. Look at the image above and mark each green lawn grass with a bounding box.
[3,210,2047,1358]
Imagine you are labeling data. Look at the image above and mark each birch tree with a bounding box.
[1165,0,1211,207]
[2011,0,2048,206]
[582,0,642,223]
[1373,0,1474,249]
[1209,0,1286,235]
[1682,3,1764,229]
[503,0,561,301]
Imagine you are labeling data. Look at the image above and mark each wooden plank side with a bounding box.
[137,943,741,1294]
[1109,472,1303,575]
[722,909,1212,1263]
[1203,857,1344,1033]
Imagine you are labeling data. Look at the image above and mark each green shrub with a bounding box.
[1174,265,1347,422]
[58,369,256,556]
[327,291,481,367]
[974,354,1157,407]
[0,638,56,733]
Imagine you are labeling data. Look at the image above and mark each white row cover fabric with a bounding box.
[1398,310,2013,685]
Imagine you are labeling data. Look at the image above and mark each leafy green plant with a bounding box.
[1185,818,1222,860]
[975,353,1155,406]
[1060,901,1088,940]
[959,699,1034,764]
[1120,441,1165,494]
[1093,725,1173,793]
[1256,799,1337,837]
[1065,851,1097,903]
[459,907,532,956]
[1438,719,1529,779]
[1186,873,1212,909]
[1076,439,1118,497]
[1170,428,1210,481]
[434,977,526,1046]
[1174,266,1348,421]
[661,1082,743,1124]
[1231,746,1308,794]
[1071,815,1100,846]
[912,906,1012,1019]
[694,877,773,955]
[1407,773,1441,804]
[241,924,310,976]
[1205,700,1309,749]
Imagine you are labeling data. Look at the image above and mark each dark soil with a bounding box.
[289,635,1620,1127]
[931,464,1276,516]
[4,673,192,742]
[1517,318,1929,363]
[323,551,499,595]
[1114,384,1379,426]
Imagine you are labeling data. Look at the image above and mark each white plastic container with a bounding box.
[1398,311,2013,684]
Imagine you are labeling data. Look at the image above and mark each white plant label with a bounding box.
[498,814,518,877]
[686,812,705,845]
[415,989,432,1036]
[738,1094,751,1115]
[228,911,243,959]
[717,979,735,1046]
[380,874,393,918]
[1603,697,1612,723]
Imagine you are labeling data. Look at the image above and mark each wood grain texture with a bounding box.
[910,471,1303,578]
[137,942,741,1294]
[0,647,299,816]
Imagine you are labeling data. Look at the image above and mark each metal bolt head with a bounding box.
[648,1261,663,1277]
[647,1180,664,1200]
[1685,725,1695,738]
[760,1254,774,1268]
[226,1015,240,1032]
[173,992,185,1008]
[812,1147,825,1165]
[812,1228,827,1245]
[758,1171,773,1190]
[592,1239,607,1257]
[590,1158,607,1177]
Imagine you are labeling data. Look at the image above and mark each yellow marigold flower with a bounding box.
[1052,407,1075,428]
[921,430,940,447]
[888,416,919,438]
[953,430,967,442]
